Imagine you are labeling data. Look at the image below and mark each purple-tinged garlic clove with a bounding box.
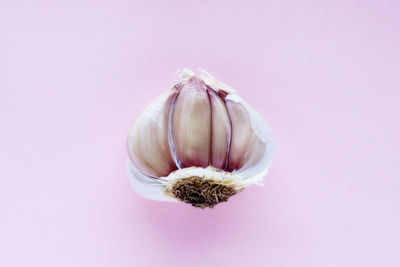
[127,89,178,177]
[208,88,231,170]
[171,76,211,169]
[225,99,256,171]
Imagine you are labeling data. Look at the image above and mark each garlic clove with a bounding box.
[234,98,274,183]
[208,88,231,170]
[171,76,211,168]
[127,89,178,177]
[225,98,265,172]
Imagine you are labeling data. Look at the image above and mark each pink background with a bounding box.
[1,1,399,266]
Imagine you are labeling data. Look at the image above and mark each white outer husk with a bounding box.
[127,69,274,202]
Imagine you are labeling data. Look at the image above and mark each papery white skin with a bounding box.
[127,69,274,202]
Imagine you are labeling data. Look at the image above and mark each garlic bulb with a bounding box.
[127,69,274,208]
